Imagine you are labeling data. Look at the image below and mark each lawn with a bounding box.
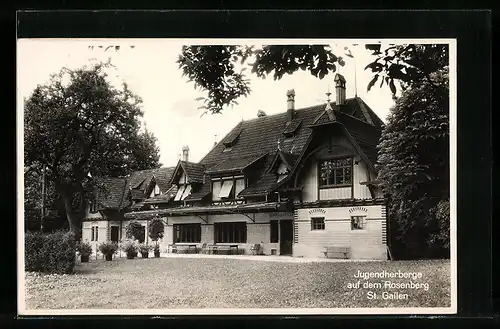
[24,257,451,309]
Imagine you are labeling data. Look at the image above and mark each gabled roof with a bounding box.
[128,167,176,193]
[206,153,267,175]
[170,161,205,185]
[94,177,129,210]
[198,96,383,197]
[267,150,299,173]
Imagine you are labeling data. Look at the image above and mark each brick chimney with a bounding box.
[286,89,295,121]
[334,73,346,105]
[181,145,189,162]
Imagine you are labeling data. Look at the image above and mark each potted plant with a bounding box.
[148,217,165,258]
[76,241,93,262]
[139,243,153,258]
[121,239,139,259]
[98,242,118,261]
[153,244,161,258]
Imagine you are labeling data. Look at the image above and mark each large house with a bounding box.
[83,73,389,260]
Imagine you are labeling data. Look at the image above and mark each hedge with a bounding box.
[25,230,77,274]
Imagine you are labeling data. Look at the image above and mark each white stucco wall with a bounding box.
[293,205,387,260]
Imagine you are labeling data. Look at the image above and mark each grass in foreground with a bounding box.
[24,257,451,309]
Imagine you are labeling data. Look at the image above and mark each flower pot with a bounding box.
[126,253,135,259]
[141,252,149,259]
[81,255,90,263]
[105,254,113,261]
[154,250,160,258]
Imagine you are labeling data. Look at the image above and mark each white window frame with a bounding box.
[218,180,234,199]
[351,216,365,230]
[180,184,192,200]
[311,217,325,231]
[174,185,186,201]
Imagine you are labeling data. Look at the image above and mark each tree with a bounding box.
[126,221,145,243]
[148,217,165,247]
[364,43,448,95]
[177,45,344,114]
[377,67,449,259]
[256,110,267,117]
[24,61,161,235]
[177,44,448,114]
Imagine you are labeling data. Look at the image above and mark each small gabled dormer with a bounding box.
[222,122,243,152]
[146,175,162,198]
[268,149,298,184]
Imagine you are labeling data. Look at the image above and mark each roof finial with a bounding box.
[326,83,331,103]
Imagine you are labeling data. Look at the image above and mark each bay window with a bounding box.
[319,158,352,187]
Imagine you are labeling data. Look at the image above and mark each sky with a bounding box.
[17,39,397,167]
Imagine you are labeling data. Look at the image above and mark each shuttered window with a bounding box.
[180,184,192,200]
[212,180,222,201]
[219,180,234,198]
[174,185,186,201]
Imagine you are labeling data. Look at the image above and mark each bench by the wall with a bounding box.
[323,246,350,259]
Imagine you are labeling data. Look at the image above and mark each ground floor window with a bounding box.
[311,217,325,230]
[173,223,201,243]
[351,216,365,230]
[91,225,99,241]
[270,220,279,243]
[214,222,247,243]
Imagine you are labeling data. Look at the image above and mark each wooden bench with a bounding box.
[207,245,239,255]
[323,246,350,259]
[169,244,198,254]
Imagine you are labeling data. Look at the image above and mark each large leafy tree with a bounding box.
[24,62,161,235]
[364,43,449,94]
[177,45,343,114]
[377,67,449,258]
[177,44,448,114]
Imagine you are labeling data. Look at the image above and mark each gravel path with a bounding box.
[24,257,451,309]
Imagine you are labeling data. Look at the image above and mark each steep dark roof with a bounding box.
[95,177,129,210]
[128,167,176,193]
[199,97,383,197]
[184,182,211,201]
[206,153,267,175]
[91,96,384,210]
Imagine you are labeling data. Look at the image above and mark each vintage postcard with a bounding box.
[17,38,456,315]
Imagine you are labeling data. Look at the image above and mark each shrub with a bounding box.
[25,231,45,272]
[99,242,118,256]
[138,243,153,254]
[149,217,165,243]
[76,241,93,256]
[126,221,145,243]
[121,239,139,256]
[25,230,76,274]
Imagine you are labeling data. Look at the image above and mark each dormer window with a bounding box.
[223,125,243,149]
[149,184,161,198]
[174,184,192,201]
[276,162,289,183]
[283,120,302,137]
[212,176,245,201]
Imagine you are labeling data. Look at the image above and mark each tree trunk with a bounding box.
[62,192,81,238]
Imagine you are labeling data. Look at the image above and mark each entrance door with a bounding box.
[280,220,294,255]
[111,226,119,243]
